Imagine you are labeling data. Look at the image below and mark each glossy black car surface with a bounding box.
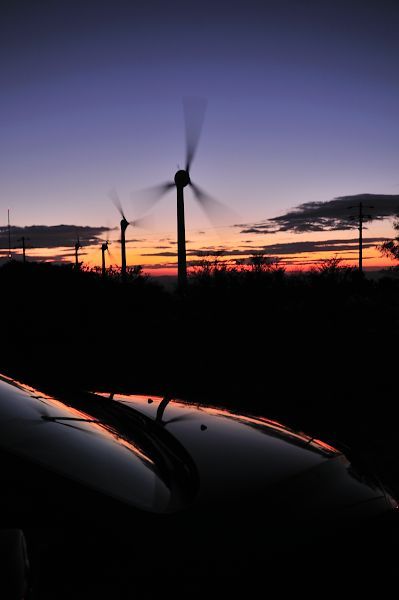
[0,374,397,597]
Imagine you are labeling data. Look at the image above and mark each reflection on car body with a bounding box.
[0,374,397,597]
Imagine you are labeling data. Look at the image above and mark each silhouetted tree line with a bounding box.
[379,219,399,262]
[1,256,398,398]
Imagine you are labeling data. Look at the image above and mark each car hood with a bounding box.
[0,375,394,519]
[0,376,172,513]
[109,391,392,516]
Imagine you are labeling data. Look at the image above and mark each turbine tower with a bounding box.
[101,240,109,278]
[110,192,130,282]
[120,214,129,282]
[100,233,115,278]
[111,191,149,283]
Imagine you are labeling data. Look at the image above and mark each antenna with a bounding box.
[347,202,374,274]
[156,394,172,423]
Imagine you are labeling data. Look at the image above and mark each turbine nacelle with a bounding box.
[174,169,190,188]
[120,217,129,232]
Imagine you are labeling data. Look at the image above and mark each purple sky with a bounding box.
[1,0,399,267]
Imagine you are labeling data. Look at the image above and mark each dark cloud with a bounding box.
[280,256,374,266]
[169,240,193,245]
[0,251,79,265]
[141,248,227,258]
[141,251,177,257]
[0,224,112,250]
[239,194,399,235]
[256,237,386,255]
[141,236,386,261]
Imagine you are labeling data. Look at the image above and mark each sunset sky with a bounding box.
[1,0,399,274]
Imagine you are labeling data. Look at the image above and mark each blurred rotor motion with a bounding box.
[184,96,207,172]
[99,228,116,278]
[136,98,234,290]
[110,190,152,281]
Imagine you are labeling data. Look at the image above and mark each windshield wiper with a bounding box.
[41,416,100,423]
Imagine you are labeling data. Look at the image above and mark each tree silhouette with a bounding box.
[379,219,399,262]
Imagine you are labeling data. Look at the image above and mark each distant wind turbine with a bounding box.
[110,190,151,282]
[99,230,116,278]
[101,240,110,278]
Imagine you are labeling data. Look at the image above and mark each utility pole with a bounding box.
[348,202,373,274]
[7,209,11,260]
[120,217,128,283]
[74,237,82,270]
[18,236,29,263]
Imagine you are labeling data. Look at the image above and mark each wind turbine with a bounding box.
[110,190,150,282]
[100,240,110,278]
[99,229,116,278]
[139,98,230,291]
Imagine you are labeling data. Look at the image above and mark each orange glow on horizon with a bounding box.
[60,243,396,274]
[8,222,397,274]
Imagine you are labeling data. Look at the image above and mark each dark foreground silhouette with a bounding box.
[1,259,399,498]
[1,374,398,597]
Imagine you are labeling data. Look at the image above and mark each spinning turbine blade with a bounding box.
[107,247,117,263]
[190,182,237,225]
[130,214,155,229]
[109,189,126,220]
[133,182,175,216]
[184,97,207,172]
